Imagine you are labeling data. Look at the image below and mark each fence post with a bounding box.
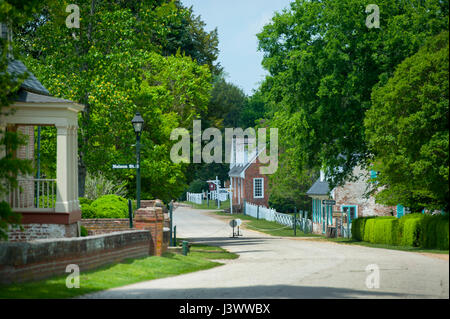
[293,206,297,236]
[169,200,173,246]
[128,199,133,228]
[257,205,259,220]
[243,199,246,216]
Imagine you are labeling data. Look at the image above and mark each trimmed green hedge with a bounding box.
[80,195,129,219]
[352,213,449,250]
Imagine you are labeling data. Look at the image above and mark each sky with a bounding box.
[182,0,293,96]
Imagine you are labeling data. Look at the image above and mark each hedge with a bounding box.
[81,194,129,219]
[352,213,449,250]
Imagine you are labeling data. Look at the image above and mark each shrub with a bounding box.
[84,172,128,201]
[80,225,88,237]
[89,194,129,218]
[420,214,449,250]
[398,213,425,247]
[372,217,399,245]
[79,197,93,206]
[352,216,376,241]
[363,218,376,243]
[81,203,95,219]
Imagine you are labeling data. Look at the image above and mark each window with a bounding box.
[253,178,264,198]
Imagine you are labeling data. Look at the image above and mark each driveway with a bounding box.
[82,206,449,299]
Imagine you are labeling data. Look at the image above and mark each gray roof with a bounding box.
[7,59,50,96]
[229,165,247,177]
[306,178,330,196]
[14,89,74,104]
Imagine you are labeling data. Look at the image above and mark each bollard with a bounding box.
[169,201,173,246]
[182,241,189,256]
[173,225,177,246]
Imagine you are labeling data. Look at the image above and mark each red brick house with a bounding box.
[229,137,269,208]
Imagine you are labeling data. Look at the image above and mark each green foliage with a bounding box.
[351,216,375,241]
[257,0,449,188]
[84,172,128,201]
[420,214,449,250]
[372,217,399,245]
[186,179,208,194]
[0,201,22,240]
[365,31,449,211]
[15,0,215,201]
[80,225,88,237]
[354,214,449,249]
[84,194,129,219]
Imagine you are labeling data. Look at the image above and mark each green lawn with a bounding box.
[0,243,238,299]
[211,211,321,238]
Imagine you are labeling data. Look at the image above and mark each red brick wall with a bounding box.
[134,207,165,256]
[244,158,269,207]
[81,219,131,235]
[0,230,150,284]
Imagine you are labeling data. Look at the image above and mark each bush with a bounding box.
[372,217,399,245]
[420,214,449,250]
[80,203,96,219]
[89,194,129,218]
[80,225,88,237]
[398,213,425,247]
[79,197,93,206]
[84,172,128,201]
[352,216,376,241]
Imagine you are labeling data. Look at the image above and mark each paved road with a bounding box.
[83,206,449,299]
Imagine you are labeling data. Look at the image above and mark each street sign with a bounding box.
[322,200,336,206]
[112,164,139,169]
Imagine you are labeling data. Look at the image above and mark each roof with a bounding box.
[306,178,330,196]
[14,89,74,104]
[7,59,50,96]
[229,165,247,177]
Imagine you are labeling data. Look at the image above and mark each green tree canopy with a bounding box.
[257,0,448,188]
[365,31,449,212]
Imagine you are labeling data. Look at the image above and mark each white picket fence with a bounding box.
[186,192,203,205]
[244,202,312,232]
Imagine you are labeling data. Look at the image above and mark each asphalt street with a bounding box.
[82,206,449,299]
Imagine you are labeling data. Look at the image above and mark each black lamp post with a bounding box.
[131,111,144,209]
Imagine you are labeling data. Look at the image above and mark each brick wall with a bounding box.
[7,223,78,242]
[244,158,269,207]
[134,207,164,256]
[0,230,150,284]
[81,219,131,235]
[333,166,396,218]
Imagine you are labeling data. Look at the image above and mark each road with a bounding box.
[82,206,449,299]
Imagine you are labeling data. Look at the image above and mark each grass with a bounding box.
[0,242,238,299]
[324,237,450,254]
[210,211,321,238]
[182,200,230,210]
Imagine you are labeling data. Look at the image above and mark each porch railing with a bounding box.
[8,178,57,210]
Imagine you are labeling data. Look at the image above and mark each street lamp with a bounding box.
[132,111,144,209]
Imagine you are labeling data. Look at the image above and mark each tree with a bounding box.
[365,31,449,212]
[15,0,217,200]
[257,0,448,188]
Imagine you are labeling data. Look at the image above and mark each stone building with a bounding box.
[307,166,401,235]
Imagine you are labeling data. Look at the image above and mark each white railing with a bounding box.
[244,202,313,233]
[8,178,57,210]
[186,192,203,205]
[209,190,229,201]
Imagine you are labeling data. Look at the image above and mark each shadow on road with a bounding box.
[86,284,424,299]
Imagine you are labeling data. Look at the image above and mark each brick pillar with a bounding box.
[134,207,164,256]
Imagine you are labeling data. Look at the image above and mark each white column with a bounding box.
[55,126,70,213]
[238,178,241,205]
[72,126,80,210]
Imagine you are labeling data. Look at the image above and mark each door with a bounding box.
[397,205,404,218]
[322,206,326,234]
[342,206,357,237]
